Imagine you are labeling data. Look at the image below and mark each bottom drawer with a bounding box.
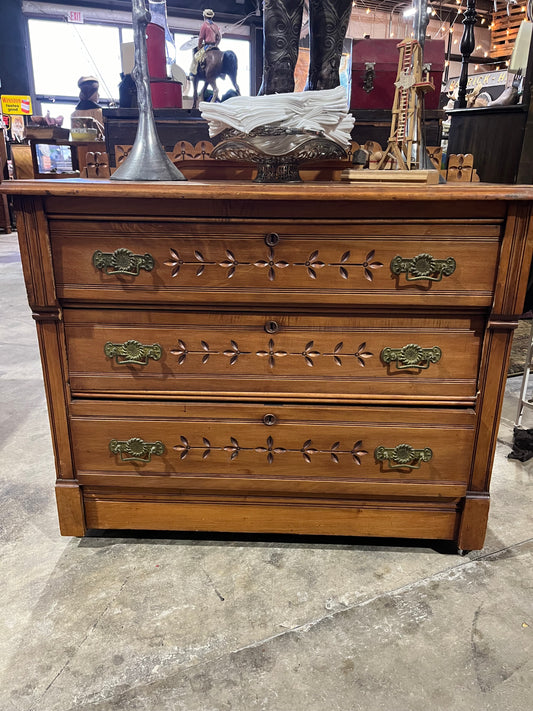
[71,401,474,500]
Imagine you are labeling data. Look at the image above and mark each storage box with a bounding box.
[351,38,445,111]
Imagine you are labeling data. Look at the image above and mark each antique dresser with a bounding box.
[4,179,533,550]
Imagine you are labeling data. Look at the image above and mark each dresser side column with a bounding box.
[15,196,85,535]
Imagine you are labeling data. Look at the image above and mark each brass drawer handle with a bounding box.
[109,437,165,462]
[390,253,456,283]
[104,340,162,365]
[263,413,278,426]
[375,444,433,470]
[381,344,442,370]
[93,248,155,276]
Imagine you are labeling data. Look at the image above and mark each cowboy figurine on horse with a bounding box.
[189,8,240,108]
[189,9,221,79]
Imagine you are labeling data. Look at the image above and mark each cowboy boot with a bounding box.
[259,0,304,94]
[307,0,352,90]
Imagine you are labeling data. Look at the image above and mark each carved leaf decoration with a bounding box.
[227,266,236,279]
[308,267,317,279]
[276,261,289,269]
[230,355,238,365]
[165,248,182,278]
[309,250,319,261]
[203,438,211,447]
[334,343,344,354]
[364,268,373,282]
[334,356,342,366]
[268,267,275,281]
[194,251,205,262]
[366,250,375,262]
[351,440,368,465]
[339,267,349,280]
[341,251,350,263]
[355,342,373,367]
[254,259,269,268]
[331,452,339,463]
[202,354,210,364]
[224,437,240,459]
[196,265,205,277]
[267,452,274,464]
[180,436,189,446]
[201,341,209,351]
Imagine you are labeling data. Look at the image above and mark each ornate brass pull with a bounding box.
[93,248,155,276]
[390,253,456,282]
[109,437,165,462]
[104,340,162,365]
[381,344,442,370]
[374,444,433,470]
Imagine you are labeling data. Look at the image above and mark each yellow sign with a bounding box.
[1,95,32,115]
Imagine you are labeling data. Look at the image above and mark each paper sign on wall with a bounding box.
[1,95,32,115]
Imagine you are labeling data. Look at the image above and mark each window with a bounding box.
[27,16,251,125]
[28,19,123,101]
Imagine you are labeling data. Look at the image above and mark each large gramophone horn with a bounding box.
[111,0,186,181]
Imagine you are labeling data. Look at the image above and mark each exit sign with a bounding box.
[67,10,84,23]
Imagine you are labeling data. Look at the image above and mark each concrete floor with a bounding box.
[1,230,532,711]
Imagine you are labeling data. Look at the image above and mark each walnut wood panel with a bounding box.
[14,196,57,309]
[50,221,500,308]
[64,309,484,402]
[69,401,475,500]
[83,492,460,540]
[493,203,533,318]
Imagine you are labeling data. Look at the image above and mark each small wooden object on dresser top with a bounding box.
[3,180,533,551]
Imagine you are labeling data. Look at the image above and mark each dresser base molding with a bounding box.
[82,488,461,542]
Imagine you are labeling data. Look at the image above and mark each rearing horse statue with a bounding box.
[191,48,240,108]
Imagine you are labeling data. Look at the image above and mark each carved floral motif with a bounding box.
[173,436,368,464]
[164,247,383,281]
[169,339,373,368]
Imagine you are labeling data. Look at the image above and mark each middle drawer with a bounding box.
[64,309,484,404]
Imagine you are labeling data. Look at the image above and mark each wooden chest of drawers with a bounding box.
[6,180,533,550]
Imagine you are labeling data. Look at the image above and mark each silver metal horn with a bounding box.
[111,0,186,181]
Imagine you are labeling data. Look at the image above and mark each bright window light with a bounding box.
[28,19,122,102]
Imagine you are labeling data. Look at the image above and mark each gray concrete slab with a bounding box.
[1,233,532,711]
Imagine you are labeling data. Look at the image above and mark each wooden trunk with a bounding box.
[4,179,533,550]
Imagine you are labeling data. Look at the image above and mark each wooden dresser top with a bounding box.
[3,178,533,203]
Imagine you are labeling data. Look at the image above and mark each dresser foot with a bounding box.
[457,494,490,551]
[55,480,86,536]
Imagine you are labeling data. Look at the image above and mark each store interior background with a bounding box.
[0,0,512,123]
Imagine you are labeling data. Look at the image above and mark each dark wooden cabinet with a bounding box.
[3,179,533,550]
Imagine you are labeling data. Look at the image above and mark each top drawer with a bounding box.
[49,218,501,308]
